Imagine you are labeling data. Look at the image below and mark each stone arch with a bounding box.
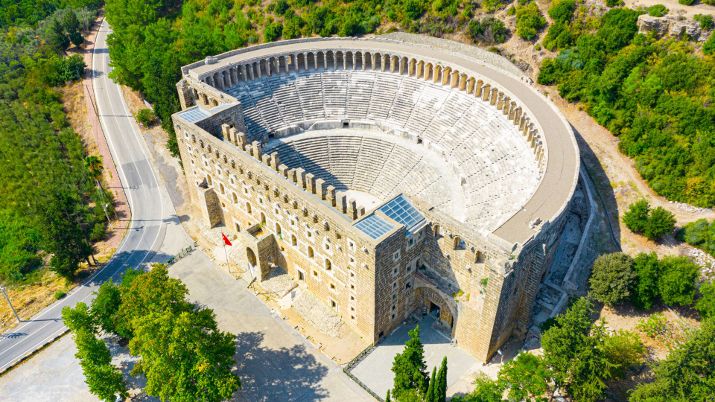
[326,50,335,69]
[246,247,257,267]
[316,51,325,69]
[354,51,363,69]
[307,52,315,70]
[335,51,344,69]
[374,53,382,71]
[297,53,306,71]
[345,51,354,69]
[415,284,457,334]
[363,52,371,69]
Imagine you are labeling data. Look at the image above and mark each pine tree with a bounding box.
[385,389,391,402]
[436,357,447,402]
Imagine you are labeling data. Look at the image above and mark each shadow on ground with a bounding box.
[233,331,329,401]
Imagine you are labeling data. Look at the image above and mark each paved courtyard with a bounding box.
[350,315,483,398]
[0,249,372,402]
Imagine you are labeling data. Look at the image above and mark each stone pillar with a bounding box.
[295,168,306,189]
[326,185,336,206]
[278,164,289,178]
[348,199,358,220]
[481,84,490,101]
[337,192,347,214]
[270,152,280,170]
[305,173,316,194]
[315,178,326,200]
[251,141,262,159]
[490,88,498,105]
[475,80,483,97]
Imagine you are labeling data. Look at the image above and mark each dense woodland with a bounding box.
[0,0,110,284]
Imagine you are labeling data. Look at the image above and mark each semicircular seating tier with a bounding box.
[220,68,542,233]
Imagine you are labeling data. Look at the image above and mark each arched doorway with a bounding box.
[246,247,257,267]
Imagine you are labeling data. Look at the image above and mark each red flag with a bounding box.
[222,232,232,246]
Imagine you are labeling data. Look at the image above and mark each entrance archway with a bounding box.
[246,247,257,267]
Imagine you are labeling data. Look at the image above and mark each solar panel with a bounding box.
[354,214,394,240]
[178,106,209,123]
[378,194,426,234]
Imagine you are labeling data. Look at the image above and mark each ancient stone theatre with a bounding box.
[172,36,579,362]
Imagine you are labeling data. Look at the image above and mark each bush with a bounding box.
[623,199,650,234]
[605,0,624,6]
[678,0,695,5]
[263,22,283,42]
[657,256,699,306]
[135,108,157,127]
[681,219,714,256]
[403,0,426,20]
[636,312,668,338]
[589,252,636,306]
[704,33,715,55]
[694,14,714,30]
[644,207,676,240]
[468,17,510,44]
[482,0,508,12]
[623,200,675,241]
[515,2,547,41]
[603,330,646,377]
[54,290,67,299]
[646,4,668,17]
[695,281,715,318]
[631,253,661,309]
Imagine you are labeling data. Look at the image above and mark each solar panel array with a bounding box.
[354,214,394,240]
[378,195,426,234]
[178,106,210,123]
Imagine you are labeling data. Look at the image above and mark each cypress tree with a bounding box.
[436,357,448,402]
[426,367,436,402]
[385,389,391,402]
[391,325,429,400]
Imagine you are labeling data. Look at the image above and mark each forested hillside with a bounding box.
[539,5,715,207]
[105,0,715,207]
[0,0,110,284]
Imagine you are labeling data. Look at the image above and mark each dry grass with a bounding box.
[0,270,69,333]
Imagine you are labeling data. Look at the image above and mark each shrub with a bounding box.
[482,0,508,12]
[695,281,715,318]
[515,2,547,41]
[704,33,715,55]
[468,17,510,44]
[605,0,624,6]
[678,0,695,5]
[647,4,668,17]
[135,108,157,127]
[263,22,283,42]
[589,252,636,306]
[603,330,646,377]
[54,290,67,300]
[644,207,676,240]
[681,218,714,256]
[403,0,426,20]
[657,256,699,306]
[694,14,713,30]
[636,313,668,338]
[631,253,661,309]
[623,200,676,241]
[623,199,650,234]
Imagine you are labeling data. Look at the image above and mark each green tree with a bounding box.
[450,374,503,402]
[130,308,240,401]
[623,199,650,235]
[391,325,429,400]
[630,319,715,401]
[91,281,121,334]
[631,253,661,309]
[658,256,699,306]
[695,281,715,319]
[74,329,128,401]
[62,302,95,333]
[542,298,614,401]
[589,252,636,306]
[114,264,192,339]
[426,367,436,402]
[435,357,447,402]
[498,353,549,401]
[46,18,70,52]
[468,17,509,44]
[644,207,675,241]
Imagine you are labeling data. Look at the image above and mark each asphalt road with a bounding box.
[0,21,175,373]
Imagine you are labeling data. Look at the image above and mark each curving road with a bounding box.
[0,20,180,373]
